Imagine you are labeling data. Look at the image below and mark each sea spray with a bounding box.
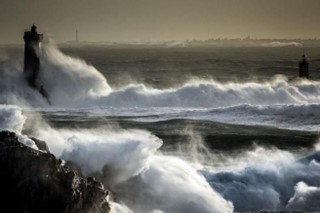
[0,105,38,149]
[174,126,212,164]
[33,125,233,213]
[110,202,133,213]
[164,131,320,212]
[0,64,47,107]
[286,181,320,211]
[201,146,320,212]
[19,110,232,213]
[4,104,320,212]
[113,155,233,213]
[39,44,112,106]
[0,105,26,132]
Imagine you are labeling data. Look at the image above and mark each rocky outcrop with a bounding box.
[0,131,110,213]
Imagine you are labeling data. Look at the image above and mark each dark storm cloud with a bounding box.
[0,0,319,43]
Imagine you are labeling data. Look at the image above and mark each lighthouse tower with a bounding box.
[299,54,309,78]
[23,25,50,103]
[23,24,43,88]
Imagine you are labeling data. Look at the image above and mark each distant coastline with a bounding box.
[59,38,320,48]
[2,38,320,48]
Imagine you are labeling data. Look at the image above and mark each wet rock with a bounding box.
[31,136,50,152]
[0,131,110,213]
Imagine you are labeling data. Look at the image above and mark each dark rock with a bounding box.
[65,160,84,177]
[0,131,110,213]
[31,136,50,152]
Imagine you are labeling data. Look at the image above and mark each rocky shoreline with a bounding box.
[0,131,110,213]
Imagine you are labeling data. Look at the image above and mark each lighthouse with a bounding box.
[23,25,50,103]
[299,54,309,78]
[23,24,43,88]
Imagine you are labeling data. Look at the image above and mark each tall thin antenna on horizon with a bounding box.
[76,29,79,42]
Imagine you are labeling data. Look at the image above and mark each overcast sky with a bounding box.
[1,0,320,43]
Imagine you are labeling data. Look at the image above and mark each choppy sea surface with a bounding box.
[1,45,320,212]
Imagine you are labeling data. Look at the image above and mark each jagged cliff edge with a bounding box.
[0,131,111,213]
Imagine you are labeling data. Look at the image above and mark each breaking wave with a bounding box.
[2,44,320,110]
[202,146,320,212]
[39,44,112,106]
[2,105,320,212]
[94,77,320,108]
[34,123,233,213]
[0,105,233,213]
[0,105,38,150]
[0,63,47,107]
[261,41,302,47]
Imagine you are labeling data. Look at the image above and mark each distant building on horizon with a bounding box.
[299,54,309,78]
[76,29,79,42]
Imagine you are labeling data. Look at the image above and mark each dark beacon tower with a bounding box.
[24,24,43,87]
[23,25,50,103]
[299,54,309,78]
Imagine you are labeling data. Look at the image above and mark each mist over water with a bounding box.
[1,43,320,212]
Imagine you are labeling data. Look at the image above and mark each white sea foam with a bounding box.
[0,105,38,149]
[110,202,133,213]
[287,181,320,211]
[31,124,233,213]
[202,146,320,212]
[0,105,26,132]
[261,41,302,47]
[0,63,47,107]
[0,103,232,212]
[30,116,320,212]
[95,76,319,108]
[39,44,112,106]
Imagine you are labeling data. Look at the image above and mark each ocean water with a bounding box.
[1,44,320,212]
